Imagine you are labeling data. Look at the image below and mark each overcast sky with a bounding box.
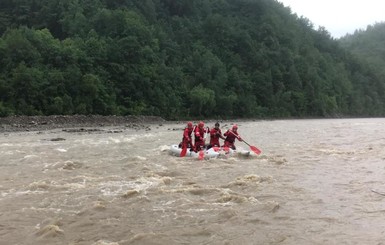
[277,0,385,38]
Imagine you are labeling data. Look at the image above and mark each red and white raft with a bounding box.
[169,144,250,159]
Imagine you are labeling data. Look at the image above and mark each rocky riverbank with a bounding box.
[0,115,166,133]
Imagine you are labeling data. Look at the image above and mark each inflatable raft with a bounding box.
[169,144,250,159]
[169,144,219,158]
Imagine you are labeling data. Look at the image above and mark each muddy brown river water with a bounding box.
[1,118,385,245]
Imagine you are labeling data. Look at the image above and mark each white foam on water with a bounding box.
[23,155,39,159]
[62,182,87,190]
[135,156,147,161]
[69,133,155,147]
[27,206,63,214]
[15,190,48,196]
[0,151,15,156]
[108,137,121,143]
[92,240,119,245]
[99,177,161,197]
[123,133,155,143]
[1,190,10,198]
[159,145,171,152]
[55,148,67,152]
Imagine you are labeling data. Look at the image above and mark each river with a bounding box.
[1,118,385,245]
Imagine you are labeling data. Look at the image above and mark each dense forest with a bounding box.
[340,22,385,86]
[0,0,384,119]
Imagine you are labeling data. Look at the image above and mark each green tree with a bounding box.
[188,84,215,117]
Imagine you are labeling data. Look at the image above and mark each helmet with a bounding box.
[198,121,204,128]
[187,122,193,128]
[232,124,238,130]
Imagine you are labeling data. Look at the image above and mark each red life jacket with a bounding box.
[224,130,239,143]
[210,128,222,146]
[183,127,193,141]
[194,126,206,142]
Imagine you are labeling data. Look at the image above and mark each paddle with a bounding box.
[180,146,187,157]
[198,150,204,160]
[241,139,261,155]
[203,127,209,144]
[227,130,261,155]
[223,146,230,153]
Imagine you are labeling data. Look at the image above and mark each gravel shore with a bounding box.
[0,115,166,133]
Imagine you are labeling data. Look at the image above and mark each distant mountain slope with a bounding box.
[0,0,384,119]
[340,22,385,72]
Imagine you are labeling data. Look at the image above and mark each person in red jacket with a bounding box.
[207,122,225,149]
[194,121,207,151]
[179,121,194,150]
[223,124,242,150]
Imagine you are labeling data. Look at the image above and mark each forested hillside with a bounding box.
[340,22,385,86]
[0,0,384,119]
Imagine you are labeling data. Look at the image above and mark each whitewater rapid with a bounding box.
[1,119,385,244]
